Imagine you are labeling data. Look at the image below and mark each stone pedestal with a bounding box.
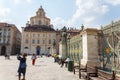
[81,28,101,67]
[59,41,67,58]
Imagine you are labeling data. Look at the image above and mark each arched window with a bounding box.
[32,21,34,25]
[38,20,41,25]
[46,21,48,25]
[49,39,51,44]
[40,12,42,16]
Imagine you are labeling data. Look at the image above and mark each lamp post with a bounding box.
[67,33,71,58]
[61,26,68,58]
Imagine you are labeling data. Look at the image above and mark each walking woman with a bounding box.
[31,53,37,65]
[17,53,27,80]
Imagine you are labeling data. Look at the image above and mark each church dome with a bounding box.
[36,6,45,17]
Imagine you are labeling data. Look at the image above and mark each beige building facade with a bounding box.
[0,23,21,55]
[21,6,56,55]
[64,28,101,67]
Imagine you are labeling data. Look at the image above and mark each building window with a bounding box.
[43,34,45,37]
[37,40,40,44]
[26,34,28,37]
[3,39,5,43]
[8,29,10,31]
[32,39,35,44]
[8,32,10,37]
[4,29,6,31]
[24,46,28,49]
[38,12,42,16]
[38,34,40,37]
[25,39,28,44]
[53,34,56,37]
[32,21,34,25]
[49,34,51,37]
[49,40,51,44]
[7,39,9,44]
[33,34,35,37]
[38,20,41,25]
[43,40,44,44]
[46,21,48,25]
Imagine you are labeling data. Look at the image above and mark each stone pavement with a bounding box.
[0,56,84,80]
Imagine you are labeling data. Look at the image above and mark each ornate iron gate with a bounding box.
[98,21,120,74]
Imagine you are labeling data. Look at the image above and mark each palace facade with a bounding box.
[21,6,56,55]
[0,23,21,55]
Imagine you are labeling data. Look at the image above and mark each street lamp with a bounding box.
[67,33,71,58]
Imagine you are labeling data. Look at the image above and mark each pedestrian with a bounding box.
[58,55,62,64]
[31,53,37,65]
[60,58,67,67]
[17,53,27,80]
[5,53,10,60]
[53,53,57,62]
[5,54,8,59]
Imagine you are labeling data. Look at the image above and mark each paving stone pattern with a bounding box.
[0,56,84,80]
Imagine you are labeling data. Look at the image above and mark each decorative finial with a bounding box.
[81,24,84,30]
[26,21,29,27]
[62,26,67,32]
[40,5,42,9]
[111,21,114,27]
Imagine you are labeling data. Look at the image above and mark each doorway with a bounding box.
[1,46,6,55]
[36,46,41,55]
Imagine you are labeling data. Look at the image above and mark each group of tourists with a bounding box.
[53,53,68,67]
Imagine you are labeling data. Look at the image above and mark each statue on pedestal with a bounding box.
[61,26,67,42]
[53,39,56,48]
[59,26,68,58]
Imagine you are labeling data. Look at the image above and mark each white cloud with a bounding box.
[83,17,95,23]
[26,0,32,3]
[71,0,109,24]
[13,0,20,4]
[105,0,120,6]
[0,7,11,16]
[0,19,12,23]
[12,0,32,4]
[52,0,109,29]
[51,17,67,29]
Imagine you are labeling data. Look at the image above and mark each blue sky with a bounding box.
[0,0,120,31]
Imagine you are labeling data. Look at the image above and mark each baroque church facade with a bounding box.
[21,6,56,55]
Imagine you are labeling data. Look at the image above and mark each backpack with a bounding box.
[21,63,27,68]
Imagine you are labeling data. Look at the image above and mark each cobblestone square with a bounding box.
[0,56,84,80]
